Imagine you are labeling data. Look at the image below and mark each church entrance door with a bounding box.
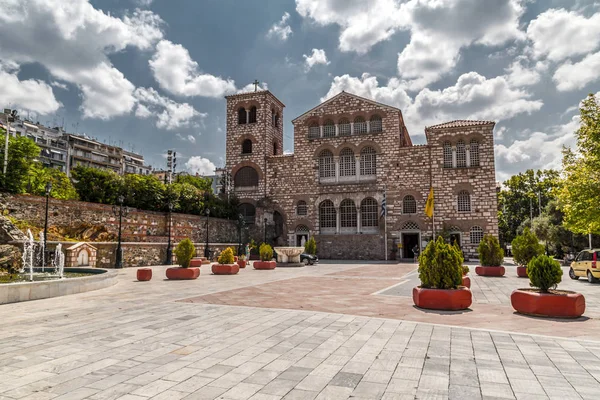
[402,233,419,259]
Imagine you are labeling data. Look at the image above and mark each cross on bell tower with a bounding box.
[253,79,260,92]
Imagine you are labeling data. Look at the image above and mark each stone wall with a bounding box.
[316,234,385,260]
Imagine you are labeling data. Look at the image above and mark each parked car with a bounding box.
[300,253,318,265]
[569,249,600,283]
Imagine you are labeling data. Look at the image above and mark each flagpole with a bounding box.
[384,184,388,261]
[429,145,434,241]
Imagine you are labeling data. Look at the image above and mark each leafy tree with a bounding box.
[512,228,544,266]
[71,166,123,204]
[122,174,164,211]
[304,237,317,255]
[175,174,212,192]
[0,131,41,193]
[175,238,195,268]
[477,234,504,266]
[27,163,78,200]
[418,236,463,289]
[557,93,600,237]
[527,254,562,292]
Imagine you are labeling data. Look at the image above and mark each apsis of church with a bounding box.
[223,87,498,260]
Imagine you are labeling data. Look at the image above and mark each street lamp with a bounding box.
[112,195,130,268]
[204,208,210,258]
[3,109,18,176]
[165,201,173,265]
[264,217,267,244]
[237,213,245,256]
[43,181,52,269]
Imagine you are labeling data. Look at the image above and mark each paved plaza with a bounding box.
[1,261,600,400]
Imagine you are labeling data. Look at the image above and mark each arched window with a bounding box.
[242,139,252,154]
[308,122,320,138]
[319,200,336,231]
[370,115,382,133]
[271,109,276,127]
[361,198,378,228]
[238,107,247,124]
[323,119,335,137]
[273,141,278,155]
[443,142,452,168]
[318,150,335,179]
[249,106,257,123]
[239,203,256,224]
[275,113,279,128]
[403,195,416,214]
[339,118,351,136]
[340,199,357,228]
[456,140,466,168]
[354,116,367,134]
[457,190,471,212]
[470,226,484,244]
[297,200,307,216]
[234,166,258,187]
[470,139,479,167]
[360,147,376,176]
[339,148,356,177]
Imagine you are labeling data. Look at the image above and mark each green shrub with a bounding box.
[512,228,544,266]
[259,243,273,261]
[218,247,235,264]
[462,265,470,275]
[175,238,195,268]
[477,234,504,266]
[418,236,463,289]
[304,237,317,255]
[527,254,562,292]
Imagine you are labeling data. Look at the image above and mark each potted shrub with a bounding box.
[475,234,505,277]
[237,253,247,268]
[511,255,585,318]
[167,238,200,280]
[212,247,239,275]
[462,265,471,288]
[254,243,276,270]
[512,228,544,278]
[304,237,317,256]
[412,236,472,311]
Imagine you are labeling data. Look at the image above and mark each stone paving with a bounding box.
[1,261,599,400]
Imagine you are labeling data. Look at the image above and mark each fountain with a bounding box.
[38,231,45,272]
[21,229,35,281]
[274,247,305,267]
[53,243,65,279]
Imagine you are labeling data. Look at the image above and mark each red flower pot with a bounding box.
[475,266,505,277]
[254,261,276,270]
[137,268,152,281]
[166,267,200,280]
[462,275,471,288]
[413,286,472,311]
[212,263,239,275]
[511,289,585,318]
[189,258,203,268]
[516,266,528,277]
[234,256,238,262]
[237,260,247,268]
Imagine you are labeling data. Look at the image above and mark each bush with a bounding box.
[175,238,195,268]
[218,247,235,264]
[512,228,544,266]
[304,237,317,255]
[259,243,273,261]
[477,234,504,266]
[527,254,562,292]
[462,265,470,275]
[418,236,463,289]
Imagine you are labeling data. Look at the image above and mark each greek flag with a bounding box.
[381,190,387,217]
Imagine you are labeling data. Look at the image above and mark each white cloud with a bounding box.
[51,81,68,90]
[186,156,216,176]
[527,9,600,62]
[553,51,600,91]
[303,49,330,71]
[267,12,293,41]
[133,87,206,130]
[237,81,268,94]
[0,1,164,119]
[0,70,61,115]
[504,57,545,87]
[149,40,236,98]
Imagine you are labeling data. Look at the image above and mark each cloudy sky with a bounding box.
[0,0,599,181]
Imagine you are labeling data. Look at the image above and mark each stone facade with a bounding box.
[65,242,97,268]
[225,90,498,259]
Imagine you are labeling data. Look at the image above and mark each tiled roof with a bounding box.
[426,120,495,130]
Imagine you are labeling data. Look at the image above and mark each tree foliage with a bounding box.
[0,131,41,193]
[527,254,562,292]
[217,247,235,264]
[71,166,122,204]
[259,243,273,261]
[175,238,195,268]
[174,174,212,192]
[477,234,504,266]
[511,228,544,266]
[304,237,317,255]
[418,236,463,289]
[27,163,78,200]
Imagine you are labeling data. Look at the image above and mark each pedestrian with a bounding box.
[412,245,420,263]
[245,242,250,261]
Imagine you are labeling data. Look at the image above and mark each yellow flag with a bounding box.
[425,187,434,218]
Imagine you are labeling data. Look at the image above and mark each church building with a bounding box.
[224,89,498,260]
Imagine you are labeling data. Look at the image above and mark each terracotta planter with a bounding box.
[166,267,200,280]
[475,266,505,277]
[137,268,152,281]
[511,289,585,318]
[254,261,276,270]
[413,286,472,311]
[212,264,239,275]
[462,275,471,288]
[516,266,528,278]
[237,260,247,268]
[234,256,238,262]
[189,258,203,268]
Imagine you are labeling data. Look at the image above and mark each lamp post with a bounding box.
[263,217,267,244]
[165,201,173,265]
[43,181,52,268]
[204,208,210,258]
[112,195,129,268]
[237,213,245,256]
[3,109,17,176]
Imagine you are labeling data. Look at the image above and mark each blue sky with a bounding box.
[1,0,599,181]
